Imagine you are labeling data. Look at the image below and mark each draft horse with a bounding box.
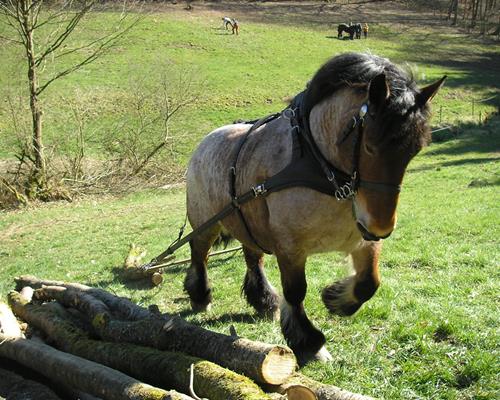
[184,53,445,364]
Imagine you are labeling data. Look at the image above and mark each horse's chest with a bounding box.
[267,190,362,254]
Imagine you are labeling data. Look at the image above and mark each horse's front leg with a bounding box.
[277,252,332,365]
[322,241,381,316]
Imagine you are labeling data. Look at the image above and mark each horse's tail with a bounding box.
[212,227,234,249]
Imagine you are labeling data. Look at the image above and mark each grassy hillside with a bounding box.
[0,3,498,165]
[0,2,499,399]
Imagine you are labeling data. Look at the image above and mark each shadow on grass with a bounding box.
[190,311,259,327]
[407,114,500,173]
[431,114,500,153]
[85,266,161,291]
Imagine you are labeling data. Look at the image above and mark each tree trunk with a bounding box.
[264,372,375,400]
[471,0,480,27]
[0,333,192,400]
[453,0,459,24]
[8,290,272,400]
[21,0,46,196]
[0,367,63,400]
[15,275,297,385]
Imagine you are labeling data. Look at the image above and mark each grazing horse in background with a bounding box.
[184,52,445,364]
[337,23,356,39]
[354,23,362,39]
[222,16,232,30]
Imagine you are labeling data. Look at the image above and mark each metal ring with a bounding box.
[282,108,296,120]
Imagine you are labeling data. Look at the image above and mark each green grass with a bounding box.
[0,5,499,399]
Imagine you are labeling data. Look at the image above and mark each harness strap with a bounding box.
[229,113,280,254]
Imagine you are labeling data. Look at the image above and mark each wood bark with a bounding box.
[264,372,376,400]
[16,275,154,320]
[0,367,62,400]
[0,332,192,400]
[15,275,297,385]
[8,289,271,400]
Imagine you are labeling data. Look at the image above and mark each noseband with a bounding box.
[290,93,401,201]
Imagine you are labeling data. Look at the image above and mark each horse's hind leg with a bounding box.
[184,224,221,312]
[242,246,279,320]
[277,252,332,365]
[322,242,381,316]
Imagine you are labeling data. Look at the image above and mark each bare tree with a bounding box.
[103,62,203,180]
[0,0,138,200]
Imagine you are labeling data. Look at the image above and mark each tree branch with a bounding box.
[36,18,138,95]
[35,1,95,67]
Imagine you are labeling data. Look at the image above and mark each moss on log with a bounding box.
[9,290,271,400]
[17,276,297,385]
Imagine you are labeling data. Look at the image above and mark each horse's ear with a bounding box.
[368,73,390,110]
[416,76,447,107]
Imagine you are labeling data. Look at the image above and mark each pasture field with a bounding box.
[0,2,499,399]
[0,2,498,163]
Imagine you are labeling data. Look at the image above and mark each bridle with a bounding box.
[289,92,402,202]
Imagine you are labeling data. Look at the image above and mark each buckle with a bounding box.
[252,183,267,197]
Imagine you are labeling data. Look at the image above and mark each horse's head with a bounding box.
[353,73,446,240]
[306,53,446,241]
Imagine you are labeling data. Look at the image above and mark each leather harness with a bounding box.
[142,91,401,268]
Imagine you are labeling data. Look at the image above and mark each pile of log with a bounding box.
[0,275,375,400]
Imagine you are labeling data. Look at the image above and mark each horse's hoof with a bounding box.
[296,346,333,366]
[315,346,333,362]
[322,280,361,316]
[190,300,211,313]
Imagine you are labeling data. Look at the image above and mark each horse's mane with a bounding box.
[303,52,431,151]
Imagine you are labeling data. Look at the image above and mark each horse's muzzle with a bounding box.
[356,222,392,241]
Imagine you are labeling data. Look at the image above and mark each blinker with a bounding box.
[359,103,368,118]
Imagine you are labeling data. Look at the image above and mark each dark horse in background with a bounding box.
[184,53,445,364]
[338,23,362,39]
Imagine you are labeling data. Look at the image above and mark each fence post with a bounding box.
[472,99,475,118]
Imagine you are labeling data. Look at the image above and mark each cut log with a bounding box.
[16,276,297,385]
[264,372,376,400]
[122,244,164,286]
[0,333,193,400]
[0,366,62,400]
[0,302,23,337]
[9,289,272,400]
[15,275,151,320]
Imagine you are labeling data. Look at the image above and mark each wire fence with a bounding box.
[435,93,498,127]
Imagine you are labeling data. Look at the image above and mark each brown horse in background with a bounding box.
[184,53,445,364]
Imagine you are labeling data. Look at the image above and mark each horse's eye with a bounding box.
[365,143,375,156]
